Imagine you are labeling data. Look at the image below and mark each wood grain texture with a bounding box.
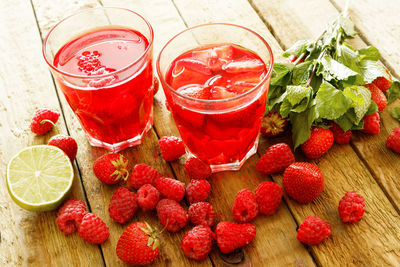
[0,0,104,266]
[157,0,316,266]
[31,0,213,266]
[250,0,400,265]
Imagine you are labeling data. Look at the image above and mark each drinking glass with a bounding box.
[43,7,154,152]
[157,23,273,172]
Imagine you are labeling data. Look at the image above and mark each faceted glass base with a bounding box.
[86,119,153,152]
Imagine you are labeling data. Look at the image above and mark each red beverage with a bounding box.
[53,27,153,150]
[164,44,268,168]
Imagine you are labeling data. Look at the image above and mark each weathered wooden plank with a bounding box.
[31,0,212,266]
[250,0,400,265]
[147,0,316,265]
[0,0,104,266]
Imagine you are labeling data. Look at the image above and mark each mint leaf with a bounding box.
[334,111,364,131]
[315,81,352,120]
[280,99,292,118]
[360,60,390,83]
[358,46,381,61]
[336,44,364,85]
[337,15,357,37]
[318,55,358,81]
[391,107,400,121]
[290,103,317,149]
[271,63,293,86]
[292,61,313,85]
[286,85,311,105]
[347,85,371,123]
[366,102,378,115]
[282,40,312,58]
[387,80,400,104]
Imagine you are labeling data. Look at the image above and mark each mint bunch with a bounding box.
[267,14,399,148]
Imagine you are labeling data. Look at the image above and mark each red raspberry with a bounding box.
[78,213,109,244]
[330,122,352,144]
[372,74,392,92]
[296,216,331,245]
[362,112,380,135]
[215,222,256,254]
[184,157,212,180]
[186,179,211,204]
[158,136,186,161]
[386,128,400,153]
[48,135,78,162]
[181,225,214,261]
[338,191,365,223]
[127,164,162,190]
[188,202,216,227]
[301,127,334,159]
[364,83,387,111]
[156,177,185,202]
[256,143,295,175]
[93,153,129,185]
[232,189,259,223]
[56,199,87,234]
[30,108,60,135]
[255,182,283,215]
[260,111,288,137]
[156,199,188,232]
[137,184,160,211]
[108,187,138,224]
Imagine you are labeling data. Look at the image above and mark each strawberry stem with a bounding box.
[40,119,59,134]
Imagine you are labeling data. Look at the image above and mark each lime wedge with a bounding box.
[6,145,74,212]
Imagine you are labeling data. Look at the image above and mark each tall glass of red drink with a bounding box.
[157,23,273,172]
[43,8,154,152]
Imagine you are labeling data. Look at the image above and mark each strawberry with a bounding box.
[175,58,212,75]
[137,184,160,211]
[330,122,352,144]
[48,135,78,162]
[364,83,387,111]
[255,182,283,215]
[260,111,288,137]
[230,73,262,94]
[222,58,265,74]
[78,213,109,244]
[232,189,259,223]
[127,164,162,190]
[116,222,160,265]
[186,179,211,204]
[296,216,331,245]
[184,157,212,180]
[108,187,138,224]
[153,76,159,95]
[30,108,60,135]
[188,202,216,227]
[338,191,365,223]
[158,136,186,161]
[156,199,188,232]
[362,112,380,135]
[283,162,324,204]
[156,177,185,202]
[56,199,87,234]
[177,84,211,100]
[386,128,400,153]
[301,127,334,159]
[93,153,129,185]
[181,225,214,261]
[215,222,256,254]
[256,143,295,175]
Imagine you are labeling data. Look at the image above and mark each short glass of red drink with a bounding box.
[157,23,273,172]
[43,7,154,152]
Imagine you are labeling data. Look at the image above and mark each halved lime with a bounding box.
[6,145,74,212]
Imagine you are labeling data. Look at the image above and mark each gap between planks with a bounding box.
[27,0,108,265]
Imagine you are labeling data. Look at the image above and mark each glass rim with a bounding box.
[156,22,274,103]
[42,7,154,79]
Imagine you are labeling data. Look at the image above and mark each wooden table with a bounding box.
[1,0,400,266]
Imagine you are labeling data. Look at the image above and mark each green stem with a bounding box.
[40,119,59,134]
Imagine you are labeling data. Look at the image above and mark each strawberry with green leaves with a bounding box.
[93,153,129,185]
